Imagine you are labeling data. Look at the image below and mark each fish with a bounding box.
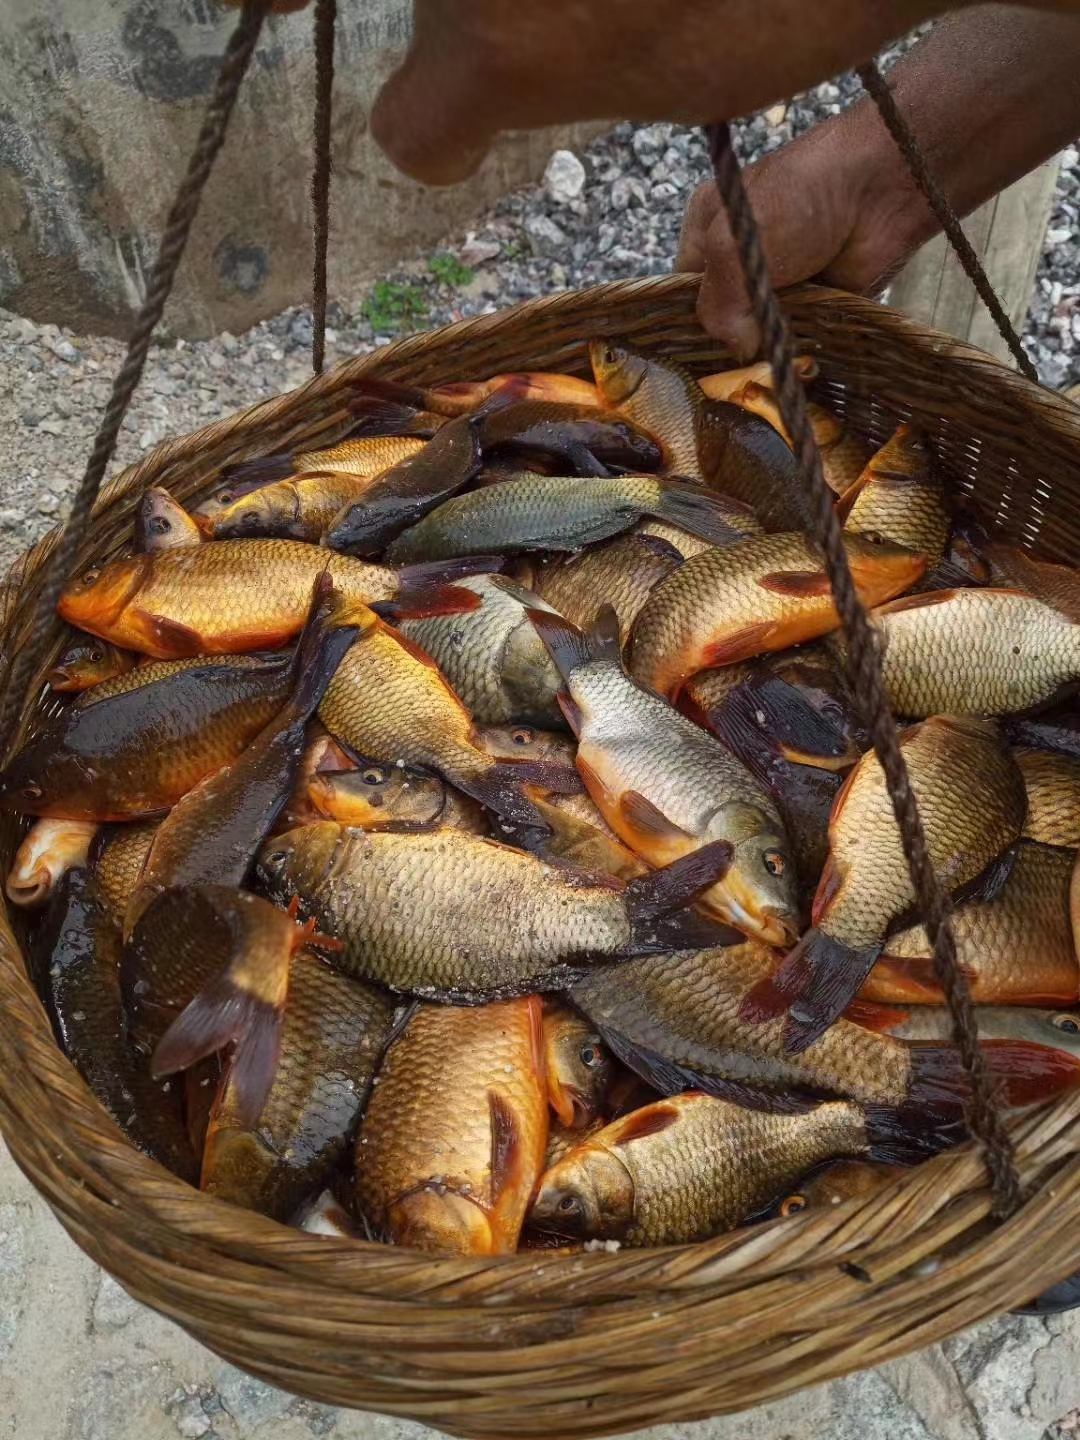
[863,841,1079,1007]
[528,606,800,946]
[586,341,706,480]
[399,575,566,728]
[476,399,662,476]
[518,790,648,883]
[123,885,323,1126]
[354,997,549,1254]
[772,1160,906,1217]
[28,871,198,1180]
[278,728,355,829]
[88,821,159,924]
[527,1092,938,1246]
[474,724,577,768]
[317,598,579,827]
[542,1001,615,1127]
[628,532,926,701]
[839,425,949,568]
[522,532,684,640]
[307,762,488,835]
[135,488,203,552]
[1015,747,1080,848]
[808,406,876,497]
[635,492,764,559]
[980,541,1080,624]
[869,588,1080,717]
[221,434,428,490]
[544,1117,606,1170]
[47,636,136,693]
[569,941,1078,1114]
[864,1002,1080,1057]
[743,715,1028,1051]
[324,416,484,555]
[256,820,735,1001]
[697,357,818,407]
[124,578,362,934]
[56,539,492,657]
[384,473,748,565]
[423,371,603,416]
[201,951,395,1220]
[0,650,302,820]
[6,817,98,907]
[204,470,385,543]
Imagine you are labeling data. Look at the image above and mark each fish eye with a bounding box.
[87,647,102,662]
[81,567,101,585]
[511,729,534,746]
[150,517,170,534]
[864,531,886,546]
[780,1194,807,1217]
[361,766,387,785]
[1051,1014,1080,1034]
[579,1040,603,1068]
[764,849,786,878]
[264,849,286,867]
[557,1194,583,1215]
[20,781,43,800]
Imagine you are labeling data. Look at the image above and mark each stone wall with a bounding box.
[0,0,590,339]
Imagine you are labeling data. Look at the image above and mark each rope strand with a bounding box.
[857,60,1038,382]
[706,121,1023,1216]
[0,0,272,758]
[311,0,337,374]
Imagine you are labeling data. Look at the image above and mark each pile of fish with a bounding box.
[6,342,1080,1255]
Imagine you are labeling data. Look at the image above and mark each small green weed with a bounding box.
[428,251,475,287]
[361,280,428,334]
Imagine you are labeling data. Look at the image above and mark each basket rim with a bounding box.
[2,275,1080,1429]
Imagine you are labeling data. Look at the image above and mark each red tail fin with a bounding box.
[907,1039,1080,1116]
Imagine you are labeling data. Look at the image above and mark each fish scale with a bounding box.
[530,533,685,637]
[1016,748,1080,847]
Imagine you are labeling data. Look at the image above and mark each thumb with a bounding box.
[370,42,493,185]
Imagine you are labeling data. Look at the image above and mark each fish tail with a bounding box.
[862,1104,964,1164]
[906,1039,1080,1115]
[372,584,483,621]
[525,608,591,680]
[285,577,365,721]
[739,929,883,1053]
[653,478,744,546]
[221,454,296,487]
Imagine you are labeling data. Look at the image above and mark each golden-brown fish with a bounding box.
[629,533,926,700]
[744,716,1027,1050]
[476,400,663,476]
[473,724,577,769]
[6,818,98,907]
[864,842,1079,1006]
[529,607,799,946]
[529,1093,908,1246]
[774,1160,906,1216]
[1015,748,1080,848]
[227,435,427,485]
[524,532,684,640]
[354,998,549,1254]
[257,820,732,1000]
[839,425,948,568]
[205,470,384,543]
[522,790,648,883]
[870,588,1080,717]
[811,405,876,498]
[135,487,203,552]
[307,763,488,835]
[424,371,603,416]
[47,636,136,693]
[202,952,395,1220]
[542,1001,614,1128]
[89,821,159,924]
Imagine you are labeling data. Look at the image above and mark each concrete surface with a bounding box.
[2,1136,1079,1440]
[0,0,595,338]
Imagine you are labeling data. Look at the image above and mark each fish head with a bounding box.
[475,724,576,767]
[776,1160,902,1216]
[542,1004,614,1128]
[529,1146,633,1240]
[308,762,446,828]
[57,555,152,635]
[844,534,928,600]
[257,820,346,898]
[6,818,96,907]
[1024,1010,1080,1057]
[711,803,800,946]
[47,637,134,692]
[589,340,648,407]
[209,482,298,540]
[388,1188,496,1255]
[136,488,202,551]
[586,418,664,470]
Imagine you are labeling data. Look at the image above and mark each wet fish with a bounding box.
[57,539,487,657]
[279,728,355,829]
[839,426,949,568]
[772,1160,906,1217]
[870,588,1080,717]
[384,473,748,565]
[124,886,320,1125]
[744,716,1028,1050]
[528,1092,926,1246]
[0,651,300,820]
[528,607,799,946]
[222,435,428,490]
[257,820,734,1001]
[47,637,136,693]
[29,871,198,1180]
[863,842,1079,1006]
[354,998,549,1253]
[202,951,395,1220]
[569,941,1076,1114]
[317,597,578,827]
[628,532,926,700]
[1015,747,1080,848]
[89,821,159,925]
[473,724,577,768]
[542,1002,614,1127]
[634,493,763,558]
[399,574,566,728]
[476,399,662,476]
[523,532,684,640]
[325,416,484,555]
[6,818,98,907]
[307,762,488,835]
[869,1003,1080,1057]
[135,487,203,552]
[205,470,384,543]
[423,371,603,416]
[518,790,648,883]
[124,579,362,933]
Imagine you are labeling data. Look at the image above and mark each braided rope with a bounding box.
[310,0,337,374]
[707,121,1022,1215]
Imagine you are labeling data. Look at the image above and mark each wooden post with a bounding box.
[887,157,1061,365]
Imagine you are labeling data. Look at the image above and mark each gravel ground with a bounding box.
[0,52,1077,576]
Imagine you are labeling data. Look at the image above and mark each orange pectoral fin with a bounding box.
[860,955,967,1004]
[757,571,833,598]
[842,998,912,1033]
[700,620,774,668]
[605,1101,681,1145]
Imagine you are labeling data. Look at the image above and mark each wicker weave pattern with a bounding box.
[2,278,1080,1439]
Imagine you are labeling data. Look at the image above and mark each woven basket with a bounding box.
[2,275,1080,1440]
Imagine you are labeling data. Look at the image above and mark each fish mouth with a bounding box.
[58,554,153,629]
[777,740,861,772]
[713,883,799,948]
